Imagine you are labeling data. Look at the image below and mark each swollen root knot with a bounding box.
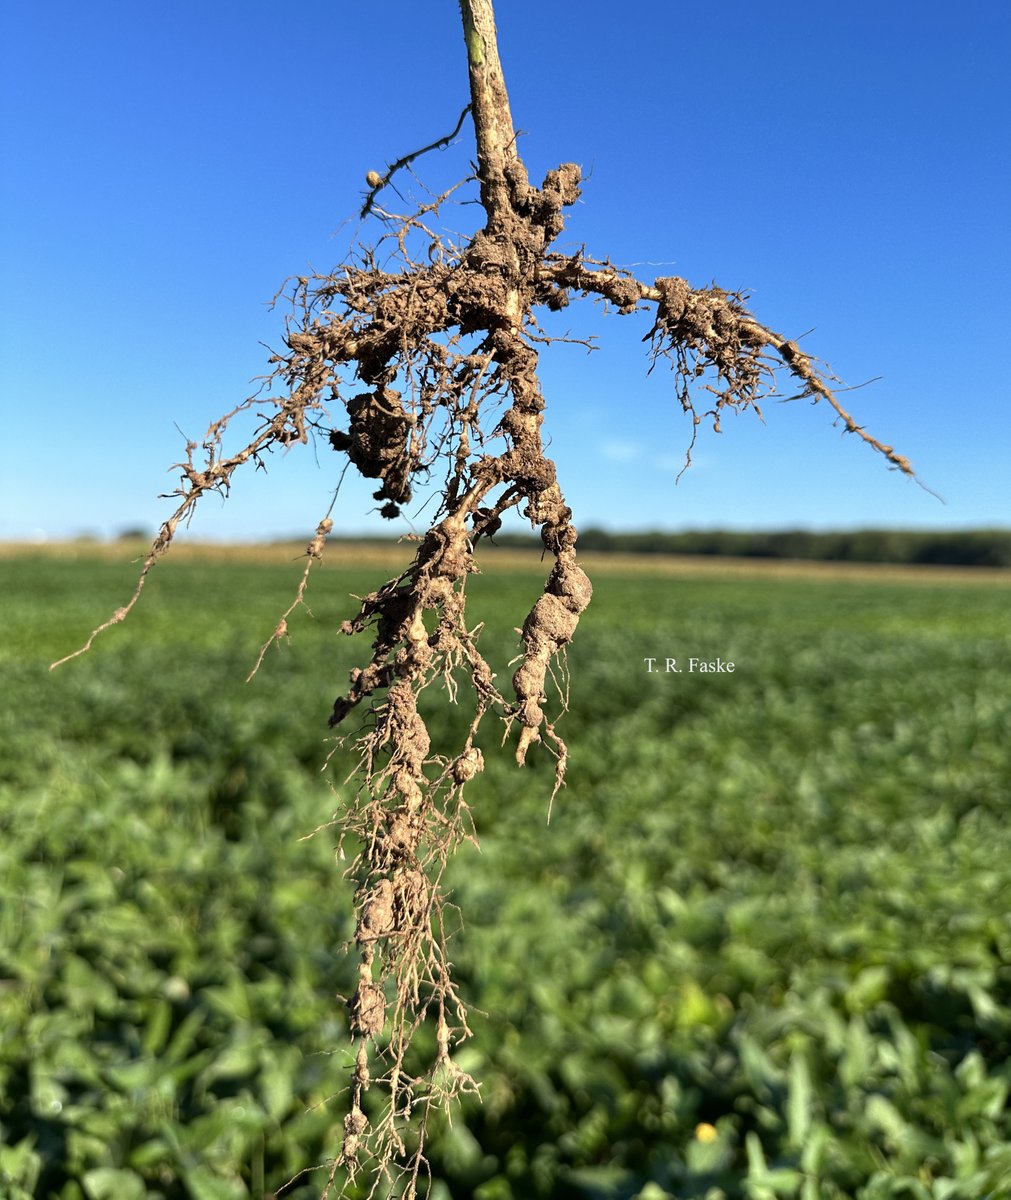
[359,879,397,941]
[452,746,484,784]
[341,1105,369,1166]
[349,981,387,1038]
[526,594,579,648]
[513,552,592,765]
[550,558,593,614]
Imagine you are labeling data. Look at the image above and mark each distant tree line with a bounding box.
[493,528,1011,567]
[114,526,1010,568]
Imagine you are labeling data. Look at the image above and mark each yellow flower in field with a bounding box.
[694,1122,718,1143]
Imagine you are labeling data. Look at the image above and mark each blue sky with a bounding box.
[2,1,1009,541]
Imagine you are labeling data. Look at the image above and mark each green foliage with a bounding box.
[496,527,1011,568]
[2,555,1010,1198]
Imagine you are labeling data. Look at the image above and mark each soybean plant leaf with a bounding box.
[786,1051,813,1148]
[82,1167,147,1200]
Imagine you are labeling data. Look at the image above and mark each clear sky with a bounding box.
[2,1,1009,542]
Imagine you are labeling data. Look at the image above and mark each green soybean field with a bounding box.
[2,547,1010,1200]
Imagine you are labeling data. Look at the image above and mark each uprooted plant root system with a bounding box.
[52,3,917,1196]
